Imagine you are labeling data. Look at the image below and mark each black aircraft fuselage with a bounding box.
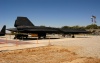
[7,17,61,39]
[60,28,90,38]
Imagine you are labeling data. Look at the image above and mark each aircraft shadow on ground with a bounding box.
[18,37,60,41]
[76,36,91,38]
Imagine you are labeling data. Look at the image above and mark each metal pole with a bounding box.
[37,37,38,44]
[6,36,7,44]
[48,37,51,45]
[16,38,18,46]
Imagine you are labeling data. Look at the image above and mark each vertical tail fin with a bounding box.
[1,25,6,34]
[14,17,34,27]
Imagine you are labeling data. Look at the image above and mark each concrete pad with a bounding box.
[0,35,100,58]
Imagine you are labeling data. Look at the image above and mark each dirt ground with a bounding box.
[0,46,100,63]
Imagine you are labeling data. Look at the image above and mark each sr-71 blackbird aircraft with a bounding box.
[0,25,6,36]
[7,17,61,39]
[7,17,90,39]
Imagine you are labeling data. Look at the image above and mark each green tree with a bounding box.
[71,25,85,29]
[61,26,70,29]
[40,25,46,27]
[71,25,80,29]
[98,26,100,29]
[61,25,85,29]
[86,24,98,29]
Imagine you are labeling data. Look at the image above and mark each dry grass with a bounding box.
[0,46,100,63]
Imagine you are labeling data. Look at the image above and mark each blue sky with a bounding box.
[0,0,100,29]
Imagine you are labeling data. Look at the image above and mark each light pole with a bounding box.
[91,15,96,24]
